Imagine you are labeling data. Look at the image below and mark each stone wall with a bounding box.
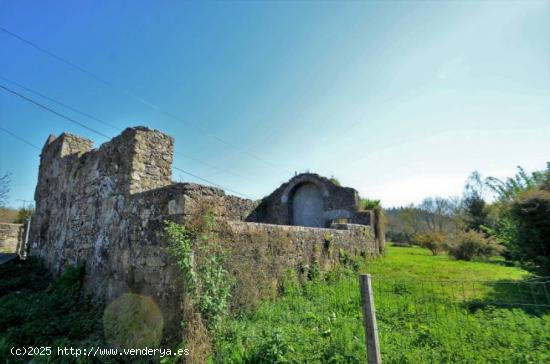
[226,220,379,264]
[223,221,378,310]
[29,126,380,340]
[0,222,23,253]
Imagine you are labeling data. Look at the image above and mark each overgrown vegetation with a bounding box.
[214,246,549,363]
[360,198,381,210]
[0,258,110,363]
[164,211,234,362]
[446,230,503,261]
[164,216,233,331]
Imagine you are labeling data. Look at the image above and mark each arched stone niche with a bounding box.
[289,182,325,227]
[250,173,365,228]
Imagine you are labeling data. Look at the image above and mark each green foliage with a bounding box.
[462,171,489,232]
[484,163,550,273]
[198,254,232,328]
[486,164,550,202]
[0,259,110,363]
[164,215,233,331]
[509,188,550,274]
[338,248,360,271]
[214,247,548,363]
[307,261,321,281]
[251,329,297,363]
[279,269,301,296]
[361,198,381,210]
[329,176,341,186]
[164,220,197,291]
[463,196,487,232]
[414,231,446,256]
[447,230,504,261]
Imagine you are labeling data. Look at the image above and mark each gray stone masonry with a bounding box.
[29,126,381,339]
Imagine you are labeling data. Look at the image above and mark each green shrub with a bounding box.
[414,231,446,256]
[279,269,301,296]
[447,230,503,261]
[361,198,381,210]
[509,189,550,274]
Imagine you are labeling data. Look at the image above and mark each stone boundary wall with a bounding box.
[221,221,379,311]
[0,222,23,253]
[226,220,379,261]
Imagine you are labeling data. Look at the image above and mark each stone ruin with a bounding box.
[27,126,384,337]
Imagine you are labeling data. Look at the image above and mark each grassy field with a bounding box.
[1,247,548,363]
[214,246,550,363]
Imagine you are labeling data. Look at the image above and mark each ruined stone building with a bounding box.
[28,126,384,337]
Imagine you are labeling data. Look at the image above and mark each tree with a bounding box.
[486,163,550,273]
[509,189,550,273]
[462,171,488,232]
[385,205,424,243]
[486,164,550,202]
[0,171,11,206]
[419,197,453,233]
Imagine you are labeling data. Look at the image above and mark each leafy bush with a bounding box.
[447,230,503,261]
[361,198,381,210]
[509,188,550,273]
[414,231,446,255]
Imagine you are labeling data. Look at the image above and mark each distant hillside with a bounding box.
[0,207,18,223]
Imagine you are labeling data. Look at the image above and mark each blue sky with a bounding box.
[1,0,549,208]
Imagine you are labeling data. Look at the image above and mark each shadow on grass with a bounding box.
[464,276,550,317]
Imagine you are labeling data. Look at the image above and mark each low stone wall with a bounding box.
[222,221,378,311]
[0,223,23,253]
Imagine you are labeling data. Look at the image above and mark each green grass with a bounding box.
[366,245,530,281]
[214,246,550,363]
[1,247,549,363]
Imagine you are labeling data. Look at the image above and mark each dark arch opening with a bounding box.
[289,182,325,227]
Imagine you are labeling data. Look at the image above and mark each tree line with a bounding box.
[386,163,550,274]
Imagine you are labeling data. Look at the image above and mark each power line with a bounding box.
[0,83,112,139]
[0,76,256,182]
[0,126,41,150]
[173,167,253,199]
[0,26,292,175]
[0,89,253,198]
[0,75,121,133]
